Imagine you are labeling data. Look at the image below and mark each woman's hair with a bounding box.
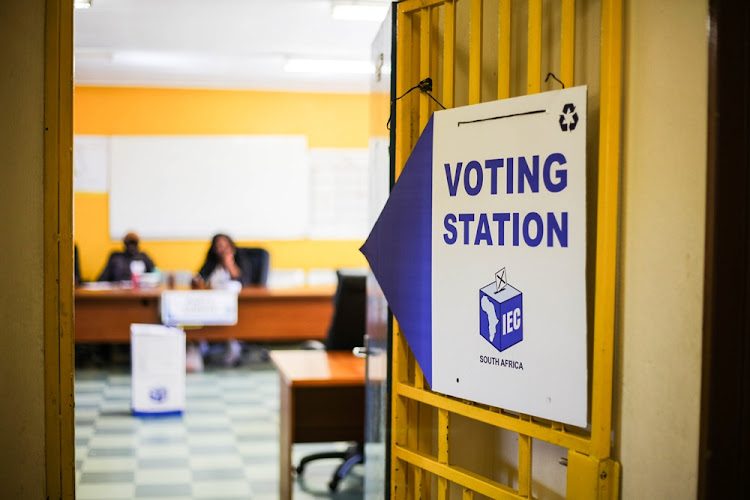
[206,233,236,260]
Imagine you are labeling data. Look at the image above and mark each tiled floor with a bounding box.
[75,362,364,499]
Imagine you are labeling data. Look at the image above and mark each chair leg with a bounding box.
[328,451,364,492]
[295,451,347,475]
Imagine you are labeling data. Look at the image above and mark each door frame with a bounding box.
[699,0,750,497]
[44,0,75,498]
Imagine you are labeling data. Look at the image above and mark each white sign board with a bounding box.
[160,290,238,326]
[430,87,588,426]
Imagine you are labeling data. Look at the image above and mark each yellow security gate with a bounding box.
[390,0,622,498]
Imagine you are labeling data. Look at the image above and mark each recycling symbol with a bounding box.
[559,103,579,132]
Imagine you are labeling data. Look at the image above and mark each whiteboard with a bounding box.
[308,148,369,238]
[74,135,109,192]
[109,135,309,240]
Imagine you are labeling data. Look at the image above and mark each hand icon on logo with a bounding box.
[495,268,507,292]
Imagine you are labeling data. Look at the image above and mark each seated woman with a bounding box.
[193,233,253,289]
[192,234,252,367]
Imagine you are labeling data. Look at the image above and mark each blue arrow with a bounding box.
[360,117,434,386]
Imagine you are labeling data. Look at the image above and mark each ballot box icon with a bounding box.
[479,276,523,353]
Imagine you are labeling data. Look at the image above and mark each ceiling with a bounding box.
[74,0,390,93]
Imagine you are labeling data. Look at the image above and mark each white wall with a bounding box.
[615,0,708,497]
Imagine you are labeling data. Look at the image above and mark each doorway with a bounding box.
[699,0,750,497]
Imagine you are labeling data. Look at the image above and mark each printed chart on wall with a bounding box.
[362,86,588,426]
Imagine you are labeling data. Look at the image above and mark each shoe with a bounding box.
[223,340,242,367]
[186,344,204,373]
[198,339,210,356]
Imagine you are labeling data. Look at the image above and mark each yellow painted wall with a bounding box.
[74,86,370,281]
[0,0,47,496]
[74,86,370,147]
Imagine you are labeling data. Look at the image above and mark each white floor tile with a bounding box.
[192,479,251,497]
[78,457,137,473]
[189,454,244,470]
[88,435,138,448]
[187,433,237,446]
[244,462,277,480]
[135,468,191,485]
[237,440,277,457]
[76,483,135,500]
[136,444,191,458]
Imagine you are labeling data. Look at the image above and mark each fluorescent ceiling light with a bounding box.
[74,0,92,9]
[112,51,198,68]
[284,58,374,75]
[331,1,388,22]
[76,48,112,64]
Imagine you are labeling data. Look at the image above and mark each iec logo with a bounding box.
[149,386,168,403]
[479,268,523,352]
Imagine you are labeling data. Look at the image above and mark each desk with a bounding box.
[74,286,334,343]
[270,350,365,500]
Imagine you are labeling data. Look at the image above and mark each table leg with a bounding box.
[279,375,293,500]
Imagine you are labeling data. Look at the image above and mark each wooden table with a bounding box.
[74,285,335,343]
[270,350,365,500]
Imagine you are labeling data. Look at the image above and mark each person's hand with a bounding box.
[221,251,241,280]
[221,251,235,269]
[191,275,205,289]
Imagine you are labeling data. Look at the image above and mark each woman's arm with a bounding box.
[222,252,242,280]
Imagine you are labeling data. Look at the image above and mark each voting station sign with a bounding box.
[361,86,588,426]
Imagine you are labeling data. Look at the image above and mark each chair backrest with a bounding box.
[74,244,82,284]
[238,247,270,285]
[325,269,367,351]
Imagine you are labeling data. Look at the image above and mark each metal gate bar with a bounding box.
[391,0,623,498]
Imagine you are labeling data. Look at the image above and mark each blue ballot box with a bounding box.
[479,282,523,353]
[131,324,186,417]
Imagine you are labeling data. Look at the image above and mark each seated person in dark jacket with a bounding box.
[74,244,82,285]
[193,233,253,289]
[97,232,155,282]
